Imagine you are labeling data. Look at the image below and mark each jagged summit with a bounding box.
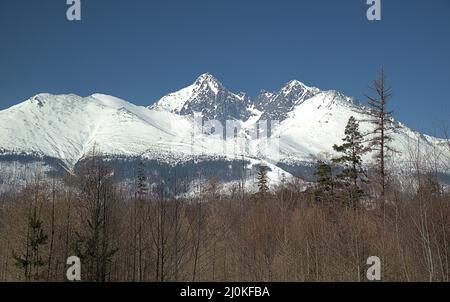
[252,79,321,122]
[150,73,253,121]
[282,80,315,93]
[191,73,224,95]
[150,74,329,123]
[194,72,221,84]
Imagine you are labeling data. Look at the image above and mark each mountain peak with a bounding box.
[281,80,316,95]
[193,73,223,95]
[150,73,252,121]
[286,79,306,87]
[195,72,218,82]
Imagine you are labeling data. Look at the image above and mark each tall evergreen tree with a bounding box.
[256,164,269,197]
[313,160,334,204]
[333,116,368,208]
[363,67,398,204]
[13,199,48,281]
[137,159,148,200]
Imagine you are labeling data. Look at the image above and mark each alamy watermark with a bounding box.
[367,0,382,21]
[65,1,381,22]
[64,255,381,281]
[188,117,281,165]
[66,0,81,21]
[367,256,382,281]
[66,256,81,281]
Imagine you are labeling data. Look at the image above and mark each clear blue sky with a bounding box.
[0,0,449,136]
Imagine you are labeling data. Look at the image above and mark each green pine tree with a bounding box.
[137,159,148,200]
[257,164,269,197]
[332,116,368,208]
[313,160,334,204]
[13,203,48,281]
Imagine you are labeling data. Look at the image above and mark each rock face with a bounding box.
[151,73,324,124]
[254,80,321,122]
[149,73,253,122]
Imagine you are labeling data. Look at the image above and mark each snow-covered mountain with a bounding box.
[0,93,196,168]
[1,73,449,193]
[150,74,322,124]
[254,80,321,122]
[151,73,449,168]
[149,73,253,122]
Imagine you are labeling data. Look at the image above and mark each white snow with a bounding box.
[149,83,197,112]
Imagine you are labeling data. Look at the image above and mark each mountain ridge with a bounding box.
[0,73,449,193]
[150,73,361,124]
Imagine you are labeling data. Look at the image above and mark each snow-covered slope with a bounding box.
[0,93,197,169]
